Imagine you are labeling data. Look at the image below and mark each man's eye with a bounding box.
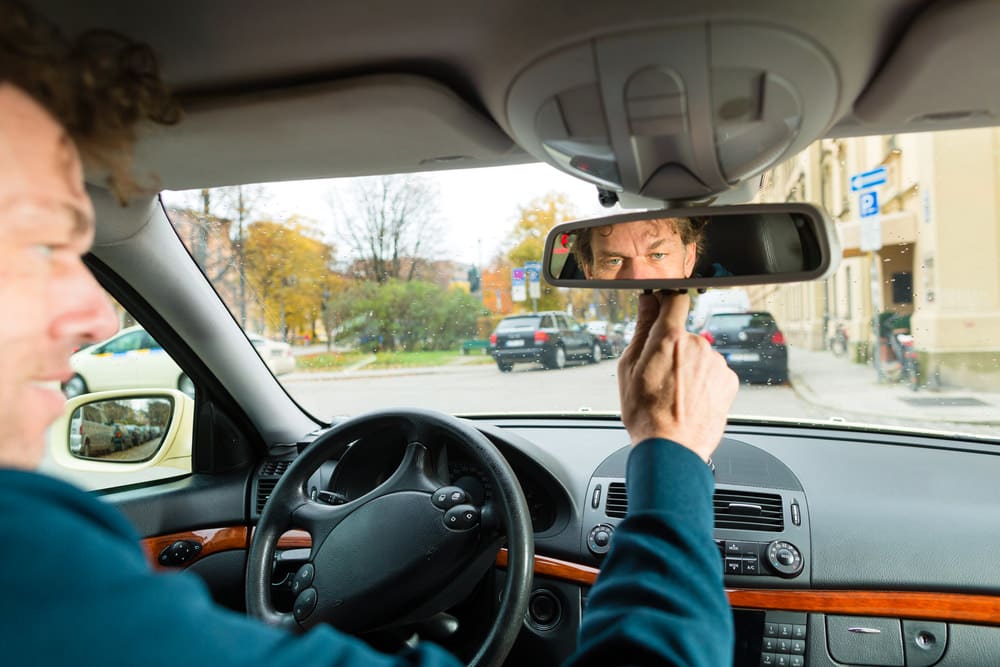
[604,258,623,267]
[649,252,666,261]
[32,244,55,258]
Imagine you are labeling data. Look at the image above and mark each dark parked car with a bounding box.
[490,311,602,371]
[700,312,788,384]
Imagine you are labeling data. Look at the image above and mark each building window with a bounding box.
[892,271,914,305]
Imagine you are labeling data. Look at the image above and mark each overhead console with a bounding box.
[505,24,839,203]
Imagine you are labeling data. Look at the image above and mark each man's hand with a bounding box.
[618,291,738,462]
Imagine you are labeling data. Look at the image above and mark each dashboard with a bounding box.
[137,416,1000,666]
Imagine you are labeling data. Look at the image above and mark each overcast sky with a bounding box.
[161,163,612,266]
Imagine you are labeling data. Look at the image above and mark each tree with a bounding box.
[500,192,576,312]
[329,175,442,284]
[330,280,483,352]
[243,218,334,340]
[168,185,270,327]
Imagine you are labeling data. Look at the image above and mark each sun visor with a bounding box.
[130,75,524,190]
[505,24,838,203]
[852,0,1000,132]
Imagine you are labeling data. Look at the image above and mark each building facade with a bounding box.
[751,128,1000,390]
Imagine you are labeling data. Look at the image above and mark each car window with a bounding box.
[162,130,1000,440]
[708,314,775,333]
[497,316,541,332]
[95,331,146,354]
[41,296,194,492]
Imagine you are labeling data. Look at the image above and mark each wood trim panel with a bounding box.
[142,528,311,570]
[497,548,1000,627]
[726,588,1000,627]
[143,527,248,570]
[142,532,1000,627]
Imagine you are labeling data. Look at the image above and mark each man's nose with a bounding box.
[51,259,120,345]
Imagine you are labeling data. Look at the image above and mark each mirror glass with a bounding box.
[545,205,836,289]
[69,397,172,462]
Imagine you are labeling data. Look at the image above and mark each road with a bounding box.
[282,357,999,438]
[283,358,832,421]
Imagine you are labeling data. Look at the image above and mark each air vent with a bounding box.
[256,459,291,513]
[714,490,784,532]
[262,460,290,476]
[602,483,785,532]
[605,482,628,518]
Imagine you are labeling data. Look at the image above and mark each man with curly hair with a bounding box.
[573,217,705,280]
[0,3,736,666]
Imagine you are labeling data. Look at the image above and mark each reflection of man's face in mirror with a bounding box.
[581,218,698,280]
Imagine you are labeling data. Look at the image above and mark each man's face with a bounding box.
[0,85,118,469]
[583,218,697,280]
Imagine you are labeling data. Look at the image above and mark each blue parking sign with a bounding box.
[859,191,879,218]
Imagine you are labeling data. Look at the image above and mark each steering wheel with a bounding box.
[247,409,534,667]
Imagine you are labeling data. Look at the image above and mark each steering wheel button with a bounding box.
[432,486,467,510]
[443,504,479,530]
[293,588,317,622]
[291,563,315,595]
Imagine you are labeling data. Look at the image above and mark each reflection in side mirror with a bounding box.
[543,203,839,289]
[69,397,173,463]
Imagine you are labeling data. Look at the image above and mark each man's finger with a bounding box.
[626,291,660,356]
[662,289,692,335]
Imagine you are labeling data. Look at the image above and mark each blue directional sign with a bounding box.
[524,261,542,300]
[859,191,879,218]
[850,166,888,192]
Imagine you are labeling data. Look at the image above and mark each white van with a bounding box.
[689,289,751,331]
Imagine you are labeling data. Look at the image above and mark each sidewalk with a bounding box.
[787,346,1000,426]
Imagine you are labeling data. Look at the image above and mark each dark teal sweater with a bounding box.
[0,438,731,666]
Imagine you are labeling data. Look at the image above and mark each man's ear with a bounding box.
[581,262,592,280]
[683,244,697,277]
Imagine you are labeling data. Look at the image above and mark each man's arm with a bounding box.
[567,438,732,666]
[569,291,739,666]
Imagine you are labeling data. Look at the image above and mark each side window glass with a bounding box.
[43,295,194,492]
[540,315,554,329]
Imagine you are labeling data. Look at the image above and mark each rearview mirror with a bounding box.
[543,203,839,289]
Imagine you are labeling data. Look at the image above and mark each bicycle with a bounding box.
[829,322,849,357]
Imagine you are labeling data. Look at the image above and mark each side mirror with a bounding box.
[47,389,193,479]
[543,203,839,289]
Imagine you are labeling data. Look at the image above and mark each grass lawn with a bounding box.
[368,350,480,369]
[295,350,369,371]
[296,349,494,371]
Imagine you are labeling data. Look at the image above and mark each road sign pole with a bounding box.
[870,251,882,382]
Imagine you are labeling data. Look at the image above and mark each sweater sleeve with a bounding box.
[566,438,734,667]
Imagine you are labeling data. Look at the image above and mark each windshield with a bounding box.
[161,128,1000,439]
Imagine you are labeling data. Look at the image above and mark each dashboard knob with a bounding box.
[766,540,804,577]
[587,524,615,555]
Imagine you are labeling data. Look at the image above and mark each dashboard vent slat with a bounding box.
[255,479,277,513]
[714,490,784,531]
[256,460,291,513]
[605,482,628,518]
[603,483,785,531]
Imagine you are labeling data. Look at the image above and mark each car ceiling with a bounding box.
[32,0,999,196]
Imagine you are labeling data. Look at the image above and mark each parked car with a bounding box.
[64,326,192,399]
[76,420,129,457]
[65,327,294,400]
[489,311,602,371]
[247,333,296,376]
[700,312,788,384]
[586,320,625,357]
[623,321,637,346]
